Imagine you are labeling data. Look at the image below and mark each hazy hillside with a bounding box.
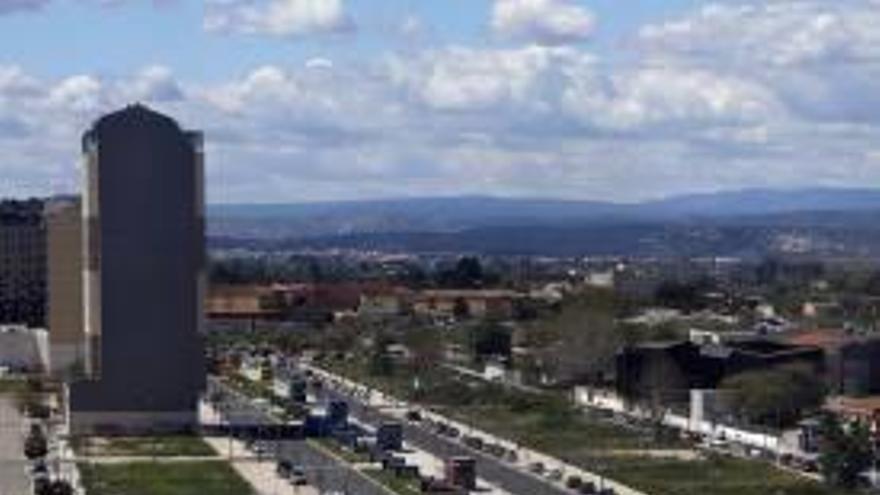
[208,188,880,243]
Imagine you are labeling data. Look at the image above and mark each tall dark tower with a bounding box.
[70,104,205,434]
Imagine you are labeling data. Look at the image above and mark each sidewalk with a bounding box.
[200,402,320,495]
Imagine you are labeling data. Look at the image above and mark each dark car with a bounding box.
[276,459,293,478]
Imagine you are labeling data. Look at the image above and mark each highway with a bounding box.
[212,374,578,495]
[209,379,391,495]
[316,384,573,495]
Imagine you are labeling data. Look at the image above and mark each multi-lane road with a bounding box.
[213,372,578,495]
[316,382,573,495]
[209,379,392,495]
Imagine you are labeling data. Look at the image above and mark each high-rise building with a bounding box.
[69,104,205,434]
[46,197,86,378]
[0,199,46,328]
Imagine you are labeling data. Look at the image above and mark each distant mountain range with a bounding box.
[208,188,880,257]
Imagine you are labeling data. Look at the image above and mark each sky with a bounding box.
[1,0,880,204]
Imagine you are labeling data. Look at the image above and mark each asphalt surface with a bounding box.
[318,386,572,495]
[209,379,390,495]
[0,396,30,495]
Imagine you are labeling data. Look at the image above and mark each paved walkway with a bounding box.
[200,402,320,495]
[0,395,30,495]
[0,396,30,495]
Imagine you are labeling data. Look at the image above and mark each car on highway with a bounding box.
[528,461,545,475]
[290,467,308,486]
[276,459,294,479]
[547,468,564,481]
[463,435,484,450]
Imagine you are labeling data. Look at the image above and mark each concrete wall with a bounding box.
[0,325,47,372]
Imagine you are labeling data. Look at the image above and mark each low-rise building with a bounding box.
[786,328,880,396]
[0,324,48,374]
[617,339,825,403]
[358,286,413,317]
[825,396,880,439]
[413,289,521,320]
[206,285,286,320]
[0,199,46,328]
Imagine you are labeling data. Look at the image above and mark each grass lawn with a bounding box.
[591,455,852,495]
[79,461,255,495]
[363,469,422,495]
[310,438,373,465]
[446,404,654,452]
[318,358,851,495]
[76,436,218,457]
[0,379,27,394]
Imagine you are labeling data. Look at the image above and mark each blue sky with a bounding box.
[1,0,880,203]
[1,0,702,80]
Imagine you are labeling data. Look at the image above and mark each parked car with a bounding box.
[578,481,597,494]
[528,462,545,475]
[276,460,293,479]
[485,443,506,458]
[290,467,308,486]
[547,468,564,481]
[463,436,484,450]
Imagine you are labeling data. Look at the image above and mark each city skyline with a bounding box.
[1,0,880,203]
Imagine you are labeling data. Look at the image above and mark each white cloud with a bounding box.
[126,65,184,102]
[638,2,880,67]
[204,0,354,39]
[305,57,333,70]
[389,45,591,111]
[0,0,177,14]
[635,0,880,124]
[491,0,595,46]
[48,75,104,113]
[563,66,783,131]
[7,0,880,204]
[0,0,50,14]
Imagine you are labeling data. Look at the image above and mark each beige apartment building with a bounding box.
[46,198,86,378]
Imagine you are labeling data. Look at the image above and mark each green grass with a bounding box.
[591,455,851,495]
[0,379,27,394]
[363,469,422,495]
[444,405,653,452]
[310,438,372,465]
[78,461,255,495]
[318,358,850,495]
[76,436,218,458]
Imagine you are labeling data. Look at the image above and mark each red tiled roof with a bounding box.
[784,329,849,350]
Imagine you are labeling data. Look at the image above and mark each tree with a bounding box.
[437,257,494,289]
[453,297,471,320]
[24,430,48,460]
[721,364,826,428]
[538,291,621,385]
[369,334,395,377]
[405,327,443,375]
[49,480,75,495]
[653,279,713,313]
[819,413,873,489]
[471,323,512,363]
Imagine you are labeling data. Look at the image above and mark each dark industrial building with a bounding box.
[786,329,880,397]
[616,339,824,403]
[0,199,46,328]
[69,104,205,434]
